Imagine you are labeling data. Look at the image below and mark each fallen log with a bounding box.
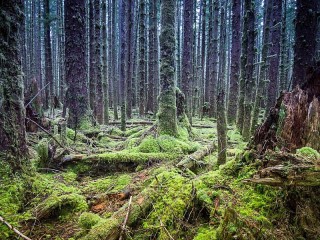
[176,143,216,170]
[243,152,320,186]
[80,188,154,240]
[59,152,180,175]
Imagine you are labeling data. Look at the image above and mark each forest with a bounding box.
[0,0,320,239]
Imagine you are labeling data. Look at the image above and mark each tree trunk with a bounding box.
[266,0,282,113]
[227,0,241,124]
[138,0,146,117]
[181,0,194,122]
[241,0,256,141]
[65,0,88,129]
[251,0,273,133]
[0,0,28,172]
[44,0,54,111]
[292,0,319,87]
[102,0,109,125]
[157,0,178,136]
[217,0,227,165]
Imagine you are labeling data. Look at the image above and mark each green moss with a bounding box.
[194,226,217,240]
[157,135,198,154]
[36,193,88,219]
[141,170,193,239]
[0,171,30,239]
[138,136,160,153]
[296,147,320,160]
[36,138,49,167]
[83,174,131,194]
[80,218,119,240]
[78,212,104,230]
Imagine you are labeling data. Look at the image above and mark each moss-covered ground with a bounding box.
[1,114,319,239]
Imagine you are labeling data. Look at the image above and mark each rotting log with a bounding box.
[176,144,216,170]
[243,152,320,186]
[80,188,154,240]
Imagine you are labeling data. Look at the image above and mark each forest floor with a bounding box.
[1,110,320,240]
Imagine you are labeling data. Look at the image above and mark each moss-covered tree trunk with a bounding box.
[181,0,194,122]
[0,0,28,172]
[65,0,88,129]
[157,0,178,136]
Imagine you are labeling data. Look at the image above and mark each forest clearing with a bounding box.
[1,0,320,239]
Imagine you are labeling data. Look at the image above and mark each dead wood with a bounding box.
[0,216,32,240]
[81,189,153,240]
[243,152,320,186]
[251,86,320,154]
[176,144,216,170]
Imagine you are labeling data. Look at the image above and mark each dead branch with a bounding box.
[119,195,133,240]
[0,215,32,240]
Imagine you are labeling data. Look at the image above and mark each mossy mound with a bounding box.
[296,147,320,160]
[78,212,104,230]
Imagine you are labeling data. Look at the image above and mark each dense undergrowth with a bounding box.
[1,115,320,239]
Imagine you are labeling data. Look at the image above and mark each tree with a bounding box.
[292,0,319,87]
[251,0,273,133]
[0,0,28,171]
[44,0,54,111]
[65,0,88,129]
[217,0,227,165]
[266,0,282,112]
[181,0,194,122]
[157,0,178,136]
[227,0,241,124]
[138,0,146,116]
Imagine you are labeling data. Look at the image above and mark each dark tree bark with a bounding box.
[157,0,178,136]
[138,0,146,116]
[119,0,129,131]
[0,0,28,172]
[95,0,104,124]
[44,0,54,111]
[102,0,109,124]
[266,0,282,113]
[126,0,135,119]
[292,0,320,87]
[89,0,97,116]
[146,0,156,113]
[227,0,241,124]
[251,0,273,133]
[181,0,194,121]
[65,0,88,128]
[112,0,118,120]
[279,0,288,92]
[217,0,228,165]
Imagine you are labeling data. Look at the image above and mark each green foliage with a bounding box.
[296,147,320,160]
[78,212,103,230]
[36,138,49,167]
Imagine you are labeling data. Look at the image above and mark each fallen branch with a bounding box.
[160,219,175,240]
[0,215,32,240]
[25,117,65,149]
[176,144,216,170]
[119,195,133,240]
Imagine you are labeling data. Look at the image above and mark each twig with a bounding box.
[160,219,175,240]
[0,215,32,240]
[25,82,50,108]
[119,195,133,240]
[25,117,65,149]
